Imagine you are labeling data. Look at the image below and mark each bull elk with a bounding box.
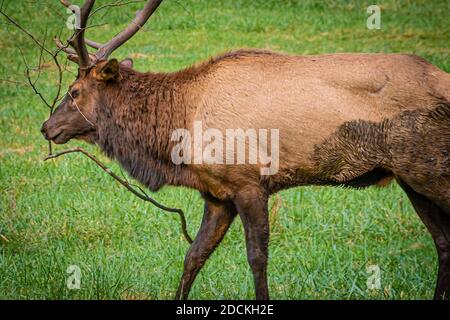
[40,0,450,299]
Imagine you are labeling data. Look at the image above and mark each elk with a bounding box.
[40,0,450,299]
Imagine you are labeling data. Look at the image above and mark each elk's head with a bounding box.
[40,0,162,144]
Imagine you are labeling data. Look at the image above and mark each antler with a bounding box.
[56,0,163,67]
[95,0,163,61]
[59,0,95,68]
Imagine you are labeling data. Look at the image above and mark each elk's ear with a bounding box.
[93,59,120,81]
[120,58,133,69]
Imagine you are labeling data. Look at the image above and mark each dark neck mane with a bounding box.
[95,68,203,192]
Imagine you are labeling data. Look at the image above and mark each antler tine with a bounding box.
[94,0,163,61]
[57,0,162,66]
[85,39,103,49]
[54,37,76,55]
[60,0,95,68]
[60,0,72,8]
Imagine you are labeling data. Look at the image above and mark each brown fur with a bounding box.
[41,49,450,299]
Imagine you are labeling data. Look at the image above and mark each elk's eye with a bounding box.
[70,89,80,99]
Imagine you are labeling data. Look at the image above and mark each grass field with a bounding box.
[0,0,449,299]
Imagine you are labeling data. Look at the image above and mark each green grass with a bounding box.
[0,0,449,299]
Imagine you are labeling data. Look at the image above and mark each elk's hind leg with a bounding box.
[175,193,237,300]
[397,179,450,299]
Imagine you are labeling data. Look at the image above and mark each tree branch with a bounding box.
[44,147,193,244]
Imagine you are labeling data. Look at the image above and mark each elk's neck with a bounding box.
[95,68,202,191]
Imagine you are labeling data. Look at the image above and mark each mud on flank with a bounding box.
[312,100,450,190]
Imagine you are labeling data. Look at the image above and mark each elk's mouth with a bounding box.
[46,127,96,145]
[47,129,69,144]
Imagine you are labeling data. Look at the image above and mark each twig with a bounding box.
[33,30,47,86]
[44,147,193,244]
[2,8,64,153]
[19,49,52,109]
[18,46,55,154]
[0,78,29,87]
[0,9,53,56]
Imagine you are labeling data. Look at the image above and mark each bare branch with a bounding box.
[33,29,47,87]
[0,78,29,87]
[19,48,52,109]
[0,9,53,56]
[1,7,66,154]
[44,147,193,244]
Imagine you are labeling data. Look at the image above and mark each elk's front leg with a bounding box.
[234,187,270,300]
[175,193,237,300]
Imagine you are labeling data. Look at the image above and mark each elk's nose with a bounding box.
[40,122,48,137]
